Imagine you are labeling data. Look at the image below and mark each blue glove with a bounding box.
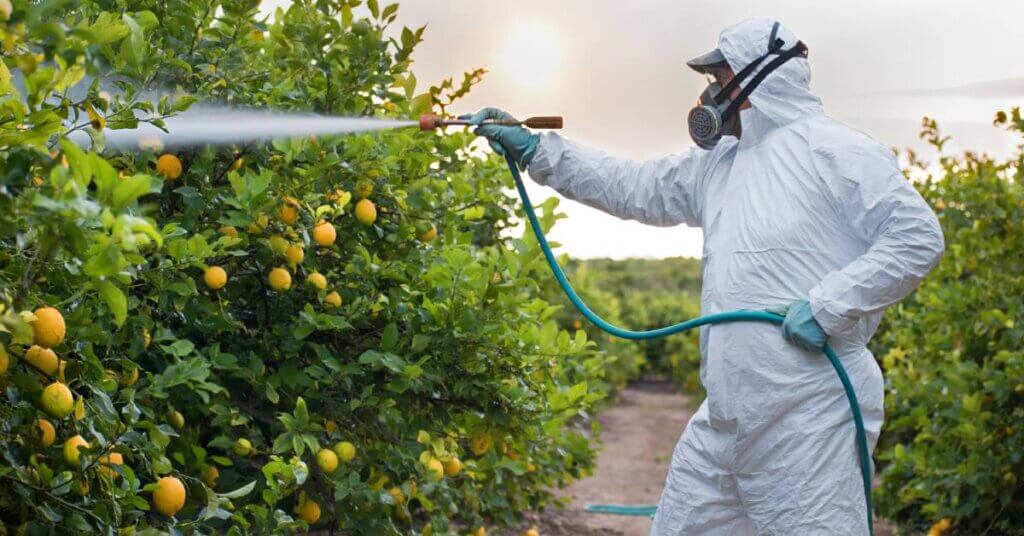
[780,300,828,352]
[459,108,540,170]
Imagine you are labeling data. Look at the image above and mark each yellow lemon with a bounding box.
[354,199,377,225]
[370,473,389,491]
[355,179,374,198]
[0,0,11,21]
[307,272,327,290]
[443,457,462,477]
[228,157,244,172]
[152,476,186,516]
[202,465,219,487]
[247,213,270,234]
[299,497,321,524]
[24,345,58,375]
[325,420,338,434]
[119,366,139,387]
[317,448,339,474]
[0,343,8,375]
[324,291,342,309]
[473,527,487,536]
[388,486,405,506]
[285,244,304,265]
[927,517,953,536]
[98,452,124,479]
[470,432,492,456]
[63,435,89,465]
[426,458,444,482]
[268,268,292,291]
[312,221,337,246]
[35,419,55,448]
[525,529,540,536]
[419,223,437,243]
[204,266,227,290]
[278,197,300,226]
[155,154,182,180]
[219,225,238,238]
[41,382,74,418]
[167,409,185,430]
[333,440,356,462]
[32,307,66,348]
[233,437,252,456]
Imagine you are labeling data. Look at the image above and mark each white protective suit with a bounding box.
[526,18,944,536]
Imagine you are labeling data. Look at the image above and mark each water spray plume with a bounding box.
[69,105,561,151]
[76,106,418,150]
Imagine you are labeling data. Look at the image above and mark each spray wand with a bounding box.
[418,114,563,131]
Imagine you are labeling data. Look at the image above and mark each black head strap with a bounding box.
[767,21,783,51]
[721,40,808,121]
[713,21,785,105]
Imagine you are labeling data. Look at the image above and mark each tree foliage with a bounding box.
[0,1,614,533]
[555,257,702,391]
[873,111,1024,534]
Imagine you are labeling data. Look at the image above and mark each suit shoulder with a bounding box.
[803,117,901,184]
[806,116,896,162]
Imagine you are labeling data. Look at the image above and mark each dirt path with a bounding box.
[526,380,691,535]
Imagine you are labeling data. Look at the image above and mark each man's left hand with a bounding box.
[780,300,828,352]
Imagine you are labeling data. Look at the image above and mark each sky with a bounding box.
[265,0,1024,259]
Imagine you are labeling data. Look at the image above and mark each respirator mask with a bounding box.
[687,22,808,150]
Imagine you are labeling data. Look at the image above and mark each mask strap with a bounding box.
[767,21,782,52]
[713,21,784,105]
[720,41,808,121]
[714,53,768,105]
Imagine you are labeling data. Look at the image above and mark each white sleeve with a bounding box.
[808,142,945,335]
[526,132,710,227]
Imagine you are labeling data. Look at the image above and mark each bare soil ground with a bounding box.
[519,380,894,536]
[522,380,688,535]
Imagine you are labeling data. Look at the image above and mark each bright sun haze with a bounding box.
[497,21,564,95]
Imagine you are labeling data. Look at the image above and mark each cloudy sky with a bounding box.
[266,0,1024,259]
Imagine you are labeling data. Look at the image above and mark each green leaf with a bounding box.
[410,93,433,116]
[381,323,398,351]
[358,350,407,373]
[220,483,256,502]
[97,280,127,326]
[58,139,92,186]
[459,206,485,220]
[112,175,160,210]
[411,334,431,353]
[161,339,195,358]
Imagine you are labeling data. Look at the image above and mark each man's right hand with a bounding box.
[459,108,540,170]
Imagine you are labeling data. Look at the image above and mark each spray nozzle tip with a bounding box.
[419,114,439,131]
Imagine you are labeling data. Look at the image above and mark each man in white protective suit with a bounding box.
[464,17,945,536]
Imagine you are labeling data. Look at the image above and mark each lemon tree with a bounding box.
[0,0,613,533]
[871,113,1024,534]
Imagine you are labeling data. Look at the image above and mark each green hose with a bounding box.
[501,152,874,535]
